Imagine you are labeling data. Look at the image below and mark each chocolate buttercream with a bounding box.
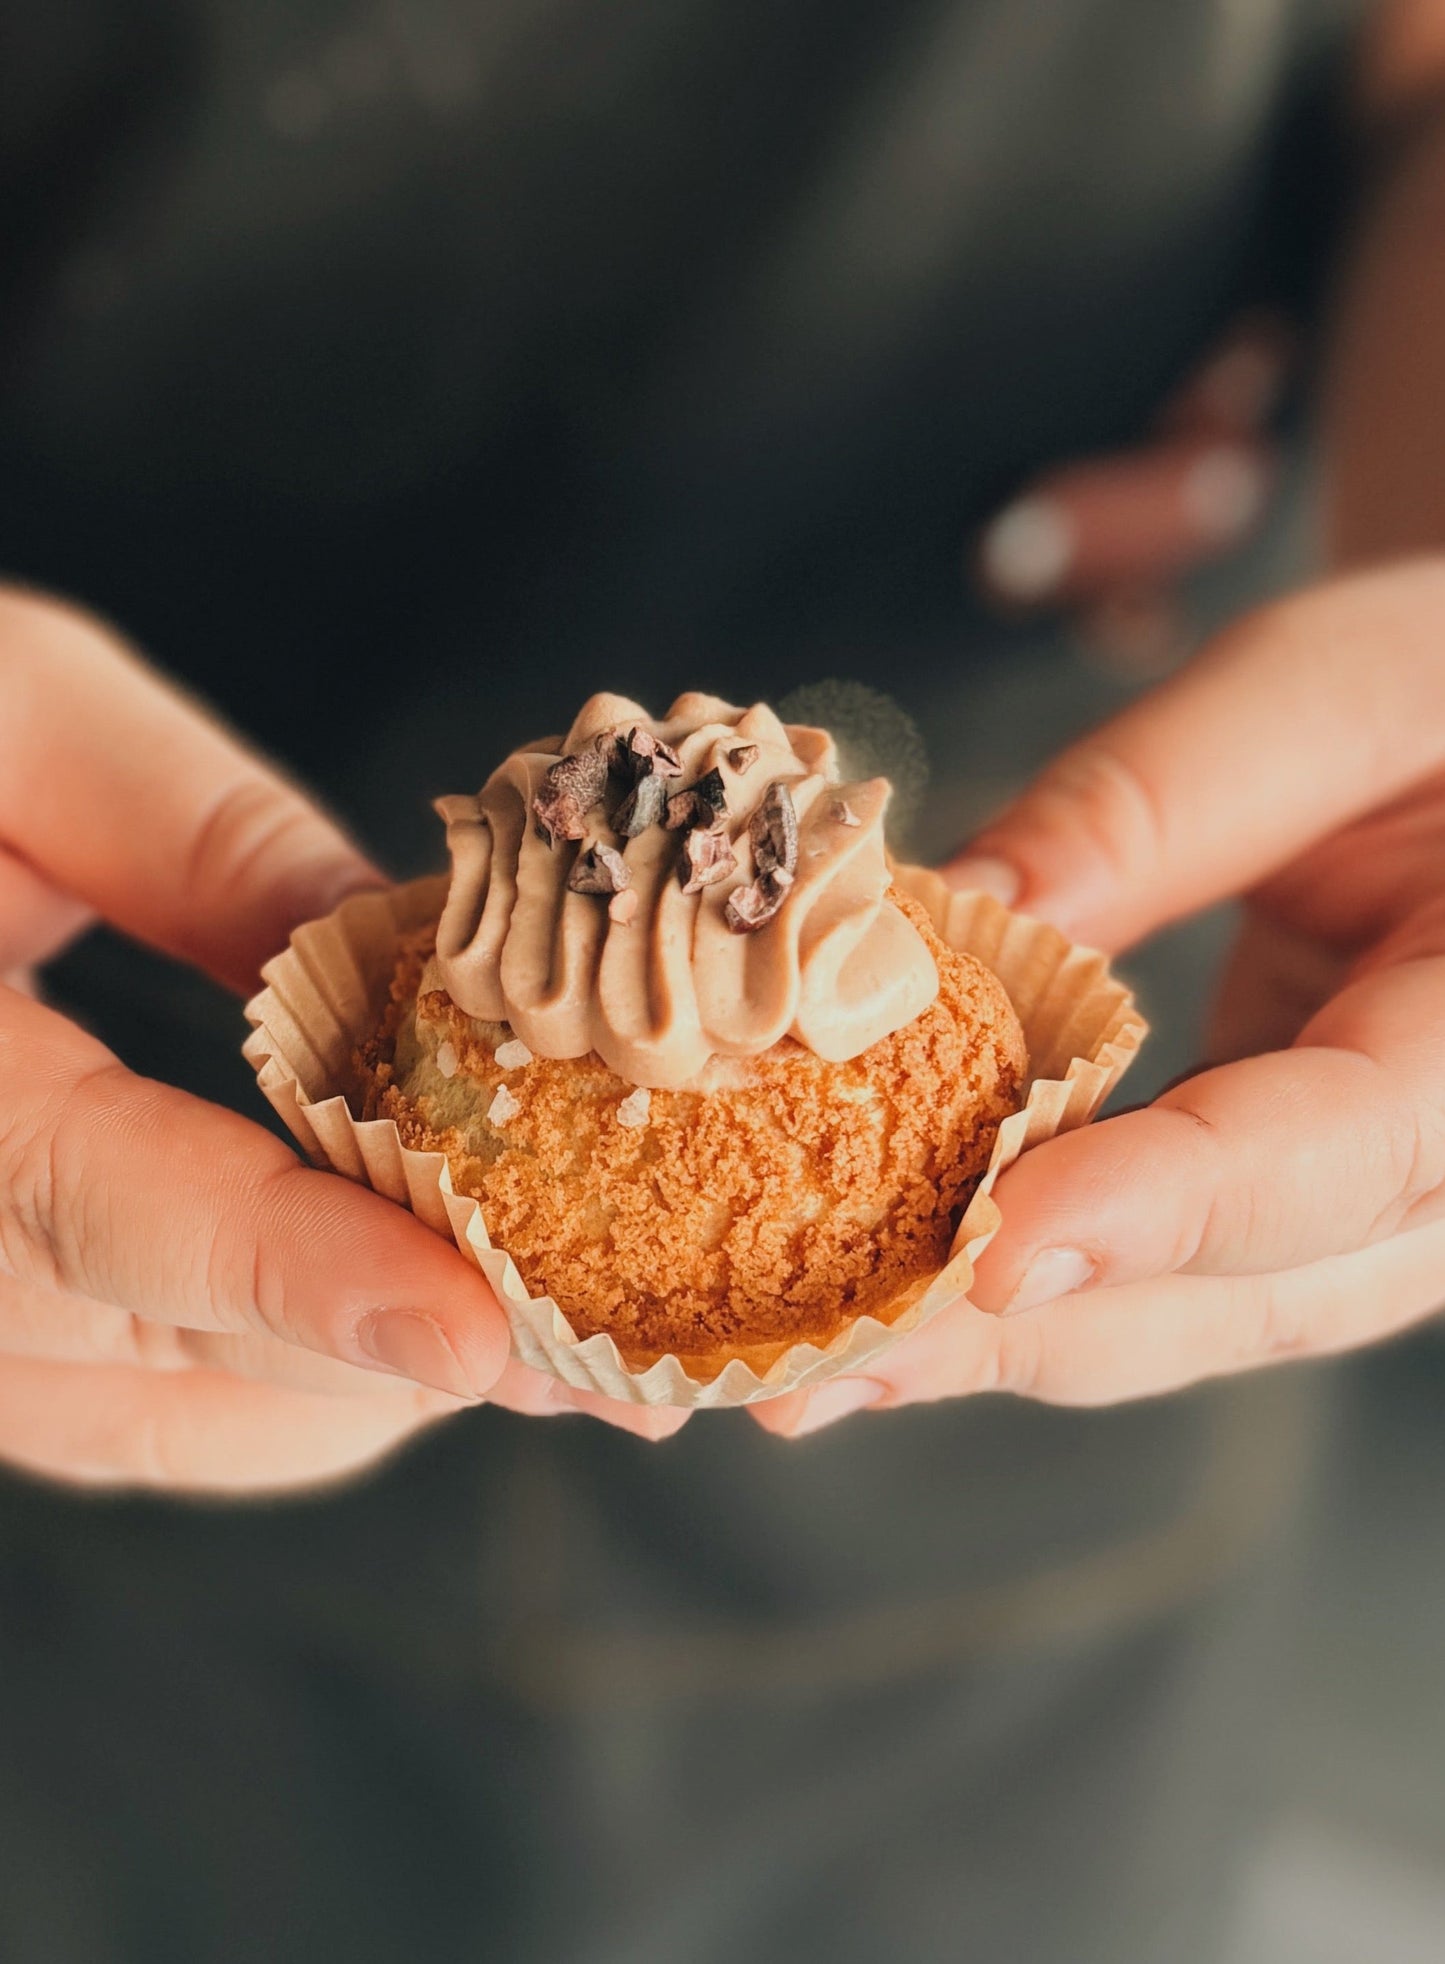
[433,692,939,1089]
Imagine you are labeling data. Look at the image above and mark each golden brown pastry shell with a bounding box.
[243,869,1145,1407]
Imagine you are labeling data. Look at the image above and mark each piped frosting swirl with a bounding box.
[433,692,939,1089]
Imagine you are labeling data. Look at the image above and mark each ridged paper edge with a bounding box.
[242,870,1147,1408]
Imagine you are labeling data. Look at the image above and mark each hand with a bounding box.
[973,311,1292,669]
[758,560,1445,1435]
[0,588,683,1493]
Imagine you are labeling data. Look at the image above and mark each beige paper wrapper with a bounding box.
[242,868,1146,1408]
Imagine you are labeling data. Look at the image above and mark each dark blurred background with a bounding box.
[2,4,1443,1961]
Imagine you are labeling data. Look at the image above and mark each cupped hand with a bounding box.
[759,560,1445,1435]
[0,588,683,1492]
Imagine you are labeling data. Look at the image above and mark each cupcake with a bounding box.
[244,690,1144,1407]
[354,692,1027,1377]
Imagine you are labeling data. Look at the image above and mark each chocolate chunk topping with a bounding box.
[679,825,737,894]
[615,771,668,837]
[692,767,729,825]
[663,788,697,830]
[725,877,788,933]
[727,743,760,772]
[665,767,729,831]
[623,726,684,780]
[533,745,611,845]
[725,781,800,933]
[751,780,799,882]
[594,729,631,780]
[829,798,861,827]
[567,841,632,895]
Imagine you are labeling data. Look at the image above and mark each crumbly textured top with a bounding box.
[359,890,1026,1370]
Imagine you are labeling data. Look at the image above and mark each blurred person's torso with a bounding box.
[0,0,1356,809]
[0,0,1353,1763]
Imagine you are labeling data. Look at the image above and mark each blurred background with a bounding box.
[2,3,1445,1960]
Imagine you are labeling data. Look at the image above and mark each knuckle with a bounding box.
[1036,741,1170,882]
[1145,1101,1226,1273]
[183,776,319,911]
[0,1058,127,1297]
[203,1154,306,1345]
[1379,1101,1445,1238]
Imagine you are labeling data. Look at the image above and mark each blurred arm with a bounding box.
[1325,0,1445,561]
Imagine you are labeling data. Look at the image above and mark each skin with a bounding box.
[8,3,1445,1477]
[0,591,684,1494]
[759,0,1445,1437]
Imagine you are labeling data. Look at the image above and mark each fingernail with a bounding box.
[943,855,1021,906]
[978,498,1074,602]
[1001,1248,1096,1316]
[356,1310,478,1398]
[786,1377,887,1437]
[1180,445,1267,541]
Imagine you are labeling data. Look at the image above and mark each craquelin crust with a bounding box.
[356,889,1027,1369]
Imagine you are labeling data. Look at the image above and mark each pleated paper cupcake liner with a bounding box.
[243,867,1146,1408]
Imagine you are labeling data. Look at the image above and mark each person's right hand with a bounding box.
[0,587,684,1495]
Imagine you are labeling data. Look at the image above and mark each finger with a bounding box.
[759,1211,1445,1429]
[2,984,513,1397]
[0,587,380,993]
[945,563,1445,947]
[0,1282,457,1398]
[0,846,93,970]
[566,1386,692,1440]
[974,435,1273,609]
[0,1278,688,1437]
[1205,909,1349,1062]
[482,1358,691,1439]
[0,1357,462,1494]
[1157,310,1294,438]
[990,1218,1445,1405]
[964,958,1445,1314]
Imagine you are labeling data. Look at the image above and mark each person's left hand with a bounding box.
[756,560,1445,1436]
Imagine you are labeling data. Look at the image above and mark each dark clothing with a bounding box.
[0,4,1361,1959]
[1,0,1356,807]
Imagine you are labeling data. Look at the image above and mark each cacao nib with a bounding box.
[532,746,611,845]
[666,767,730,832]
[623,727,683,779]
[750,780,799,882]
[679,825,737,894]
[725,875,788,933]
[692,767,729,825]
[567,841,632,895]
[664,787,698,830]
[615,771,667,837]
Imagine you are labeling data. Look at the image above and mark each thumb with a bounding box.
[944,563,1445,951]
[0,587,380,994]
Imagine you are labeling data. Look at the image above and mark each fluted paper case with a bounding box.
[243,866,1145,1408]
